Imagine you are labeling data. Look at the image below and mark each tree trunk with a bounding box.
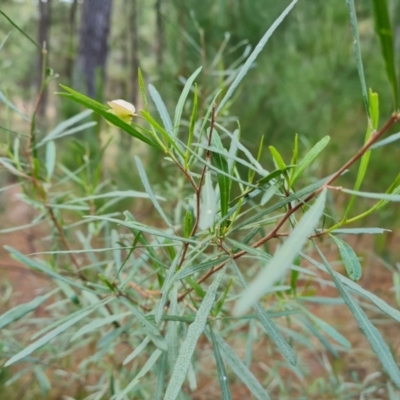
[75,0,113,99]
[37,0,51,116]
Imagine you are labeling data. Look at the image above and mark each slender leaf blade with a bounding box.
[174,66,202,136]
[149,83,173,134]
[5,298,112,366]
[207,331,270,400]
[235,189,327,315]
[209,326,232,400]
[345,0,369,114]
[164,268,226,400]
[315,245,400,388]
[291,136,330,185]
[0,290,57,330]
[217,0,298,113]
[331,235,362,281]
[372,0,398,109]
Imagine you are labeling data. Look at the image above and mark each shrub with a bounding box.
[1,1,400,399]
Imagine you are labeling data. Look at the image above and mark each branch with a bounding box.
[177,112,400,302]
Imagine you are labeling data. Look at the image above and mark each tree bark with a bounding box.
[75,0,113,98]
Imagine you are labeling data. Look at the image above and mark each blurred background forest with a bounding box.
[2,0,400,237]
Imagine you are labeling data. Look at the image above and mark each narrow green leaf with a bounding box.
[5,298,112,366]
[330,228,389,235]
[148,83,174,134]
[216,124,267,175]
[268,145,286,171]
[372,0,398,110]
[290,136,330,186]
[187,145,259,188]
[212,131,231,222]
[260,184,279,206]
[341,188,400,202]
[0,290,57,330]
[37,110,94,147]
[344,89,379,219]
[34,366,51,396]
[174,66,202,137]
[155,351,168,400]
[0,31,11,51]
[115,349,163,400]
[206,331,270,400]
[371,131,400,149]
[345,0,369,114]
[331,235,362,281]
[304,311,351,348]
[166,285,180,372]
[175,256,229,280]
[249,136,265,183]
[185,276,206,299]
[217,0,298,114]
[140,111,180,152]
[303,317,340,357]
[120,298,167,351]
[5,246,97,294]
[185,84,198,167]
[183,207,194,238]
[138,68,149,111]
[164,267,226,400]
[227,129,240,173]
[98,274,116,292]
[315,245,400,388]
[0,157,28,178]
[134,156,172,228]
[301,252,400,323]
[45,141,56,181]
[289,133,299,182]
[209,326,232,400]
[196,143,268,175]
[235,189,327,315]
[71,312,131,340]
[234,175,332,231]
[0,9,41,49]
[155,249,182,324]
[67,190,164,204]
[0,91,29,121]
[86,215,197,244]
[232,261,296,366]
[57,85,160,148]
[123,336,151,365]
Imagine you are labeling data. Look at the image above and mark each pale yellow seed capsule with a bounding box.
[107,99,136,124]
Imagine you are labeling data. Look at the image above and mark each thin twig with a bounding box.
[177,103,217,269]
[177,112,400,302]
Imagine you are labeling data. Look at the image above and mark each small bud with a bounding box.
[107,99,136,125]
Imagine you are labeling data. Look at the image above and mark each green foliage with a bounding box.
[1,2,400,399]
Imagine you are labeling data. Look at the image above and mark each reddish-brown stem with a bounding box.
[177,112,400,302]
[177,103,217,268]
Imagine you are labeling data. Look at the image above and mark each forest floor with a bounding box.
[1,184,399,399]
